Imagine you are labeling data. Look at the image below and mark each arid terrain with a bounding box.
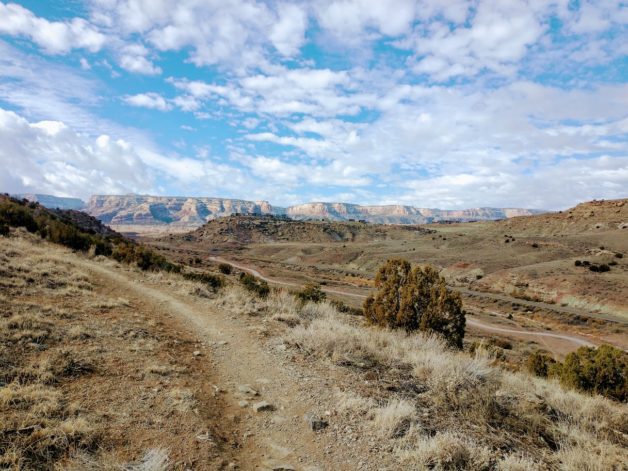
[1,227,626,469]
[2,196,627,470]
[149,199,628,361]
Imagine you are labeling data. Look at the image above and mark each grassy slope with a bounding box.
[204,284,628,470]
[0,233,235,469]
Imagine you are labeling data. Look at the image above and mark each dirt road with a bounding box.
[465,318,594,347]
[64,256,380,470]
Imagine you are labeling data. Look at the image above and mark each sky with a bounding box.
[0,0,626,210]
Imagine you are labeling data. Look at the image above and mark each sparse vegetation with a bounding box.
[527,345,627,401]
[0,234,231,469]
[239,272,270,298]
[363,259,466,348]
[295,282,327,304]
[288,308,628,468]
[218,262,232,274]
[0,195,180,273]
[182,271,224,289]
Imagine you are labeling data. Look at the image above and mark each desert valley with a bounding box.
[1,193,626,470]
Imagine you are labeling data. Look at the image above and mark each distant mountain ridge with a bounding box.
[85,194,543,227]
[14,194,86,211]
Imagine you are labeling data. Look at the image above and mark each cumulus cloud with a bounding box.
[0,107,154,198]
[0,2,106,54]
[118,43,162,75]
[123,93,171,111]
[1,0,626,209]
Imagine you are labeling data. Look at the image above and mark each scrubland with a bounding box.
[0,234,234,470]
[2,228,627,470]
[204,282,627,470]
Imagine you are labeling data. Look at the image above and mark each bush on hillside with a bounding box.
[330,299,363,316]
[182,271,224,289]
[526,351,557,378]
[555,345,627,402]
[239,272,270,298]
[296,282,326,304]
[0,223,9,236]
[0,198,38,232]
[527,345,627,401]
[218,263,232,274]
[363,259,466,348]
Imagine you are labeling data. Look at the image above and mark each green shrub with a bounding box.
[0,199,38,232]
[555,345,627,402]
[363,259,466,348]
[526,351,556,378]
[239,272,270,298]
[182,271,224,289]
[218,263,232,275]
[330,299,362,316]
[296,282,326,303]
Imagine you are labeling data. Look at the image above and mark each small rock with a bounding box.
[193,350,201,356]
[217,340,228,346]
[304,414,329,431]
[237,384,259,396]
[261,460,294,471]
[238,400,249,408]
[253,401,274,412]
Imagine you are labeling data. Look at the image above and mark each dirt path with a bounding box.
[63,256,369,471]
[465,318,595,347]
[211,256,368,300]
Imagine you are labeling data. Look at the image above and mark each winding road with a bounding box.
[210,256,598,350]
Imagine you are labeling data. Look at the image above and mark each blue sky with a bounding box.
[0,0,626,209]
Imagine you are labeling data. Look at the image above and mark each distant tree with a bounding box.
[364,259,466,348]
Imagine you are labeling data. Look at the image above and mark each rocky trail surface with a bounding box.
[58,255,388,470]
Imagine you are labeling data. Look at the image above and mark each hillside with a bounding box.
[165,214,433,245]
[85,194,542,232]
[499,198,628,235]
[48,208,120,237]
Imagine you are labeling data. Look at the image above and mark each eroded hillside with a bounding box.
[162,214,434,245]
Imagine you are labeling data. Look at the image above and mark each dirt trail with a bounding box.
[210,256,602,351]
[211,256,367,299]
[62,257,361,471]
[465,318,594,347]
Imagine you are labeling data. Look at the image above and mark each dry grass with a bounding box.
[281,304,627,468]
[0,235,232,469]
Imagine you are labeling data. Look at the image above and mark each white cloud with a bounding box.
[0,107,153,198]
[0,2,106,54]
[123,92,171,111]
[315,0,417,41]
[118,43,161,75]
[270,3,308,56]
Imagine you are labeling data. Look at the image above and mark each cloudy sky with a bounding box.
[0,0,626,209]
